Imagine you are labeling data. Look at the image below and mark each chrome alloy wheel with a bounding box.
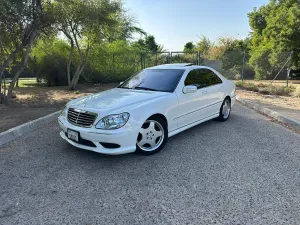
[222,99,231,119]
[137,120,164,152]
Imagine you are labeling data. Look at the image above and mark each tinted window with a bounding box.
[184,69,222,88]
[119,69,185,92]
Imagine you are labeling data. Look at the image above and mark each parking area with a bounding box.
[1,103,300,224]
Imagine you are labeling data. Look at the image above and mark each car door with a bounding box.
[198,68,224,115]
[177,68,224,128]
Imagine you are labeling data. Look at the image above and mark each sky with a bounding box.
[124,0,269,51]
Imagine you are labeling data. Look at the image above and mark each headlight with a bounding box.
[61,107,68,118]
[95,112,130,130]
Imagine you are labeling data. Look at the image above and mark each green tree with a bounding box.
[133,35,162,52]
[54,0,123,90]
[145,35,159,52]
[54,0,143,89]
[248,0,300,79]
[184,42,195,53]
[0,0,55,102]
[104,15,145,43]
[31,36,70,86]
[196,36,212,58]
[222,39,250,70]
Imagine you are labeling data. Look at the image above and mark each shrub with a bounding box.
[256,82,266,88]
[234,74,241,80]
[31,38,70,86]
[236,80,298,96]
[235,81,259,92]
[284,86,295,94]
[259,86,272,95]
[244,82,259,92]
[222,66,241,80]
[293,86,300,97]
[235,81,243,87]
[259,86,292,96]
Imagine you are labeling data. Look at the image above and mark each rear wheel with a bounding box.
[136,116,168,155]
[217,98,231,122]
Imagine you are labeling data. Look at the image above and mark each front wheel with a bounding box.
[217,98,231,122]
[136,116,168,155]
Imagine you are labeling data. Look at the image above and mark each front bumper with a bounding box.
[58,116,137,155]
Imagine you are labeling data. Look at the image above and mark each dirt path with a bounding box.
[236,89,300,123]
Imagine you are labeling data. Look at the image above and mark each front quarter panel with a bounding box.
[126,93,179,135]
[224,80,236,98]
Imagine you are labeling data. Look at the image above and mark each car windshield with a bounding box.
[119,69,185,93]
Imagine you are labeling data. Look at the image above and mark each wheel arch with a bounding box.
[147,113,168,129]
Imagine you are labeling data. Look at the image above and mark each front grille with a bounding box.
[67,108,97,127]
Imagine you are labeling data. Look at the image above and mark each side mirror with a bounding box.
[183,85,197,94]
[119,81,124,85]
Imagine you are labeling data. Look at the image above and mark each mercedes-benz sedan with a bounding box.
[58,63,236,155]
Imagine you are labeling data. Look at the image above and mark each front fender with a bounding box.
[127,93,179,133]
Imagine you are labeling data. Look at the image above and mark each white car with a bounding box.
[58,63,236,155]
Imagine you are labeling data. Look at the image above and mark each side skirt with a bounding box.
[168,113,219,138]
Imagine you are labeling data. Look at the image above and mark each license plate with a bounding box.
[67,129,79,142]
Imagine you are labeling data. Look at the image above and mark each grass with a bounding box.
[235,81,299,97]
[3,78,44,88]
[18,79,39,87]
[244,80,300,89]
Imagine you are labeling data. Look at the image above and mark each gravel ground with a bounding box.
[1,103,300,225]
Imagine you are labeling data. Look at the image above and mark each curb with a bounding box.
[237,97,300,132]
[0,110,61,147]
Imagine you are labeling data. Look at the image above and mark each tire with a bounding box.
[136,116,168,155]
[217,98,231,122]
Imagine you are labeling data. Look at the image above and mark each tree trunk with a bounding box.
[0,80,3,103]
[5,34,35,103]
[0,45,23,86]
[0,76,2,98]
[67,41,74,85]
[68,46,90,90]
[68,64,82,90]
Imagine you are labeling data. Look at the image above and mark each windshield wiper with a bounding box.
[134,86,158,91]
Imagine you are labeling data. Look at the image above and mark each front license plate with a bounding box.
[67,129,79,142]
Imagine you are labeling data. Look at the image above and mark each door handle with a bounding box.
[202,91,208,94]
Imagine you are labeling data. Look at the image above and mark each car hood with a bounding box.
[68,88,170,113]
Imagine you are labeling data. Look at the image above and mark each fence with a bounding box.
[89,51,202,82]
[1,50,296,86]
[200,50,295,87]
[94,50,295,84]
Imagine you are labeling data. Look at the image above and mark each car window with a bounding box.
[184,68,222,89]
[119,69,185,92]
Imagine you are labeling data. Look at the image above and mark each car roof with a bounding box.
[148,63,193,69]
[147,63,213,70]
